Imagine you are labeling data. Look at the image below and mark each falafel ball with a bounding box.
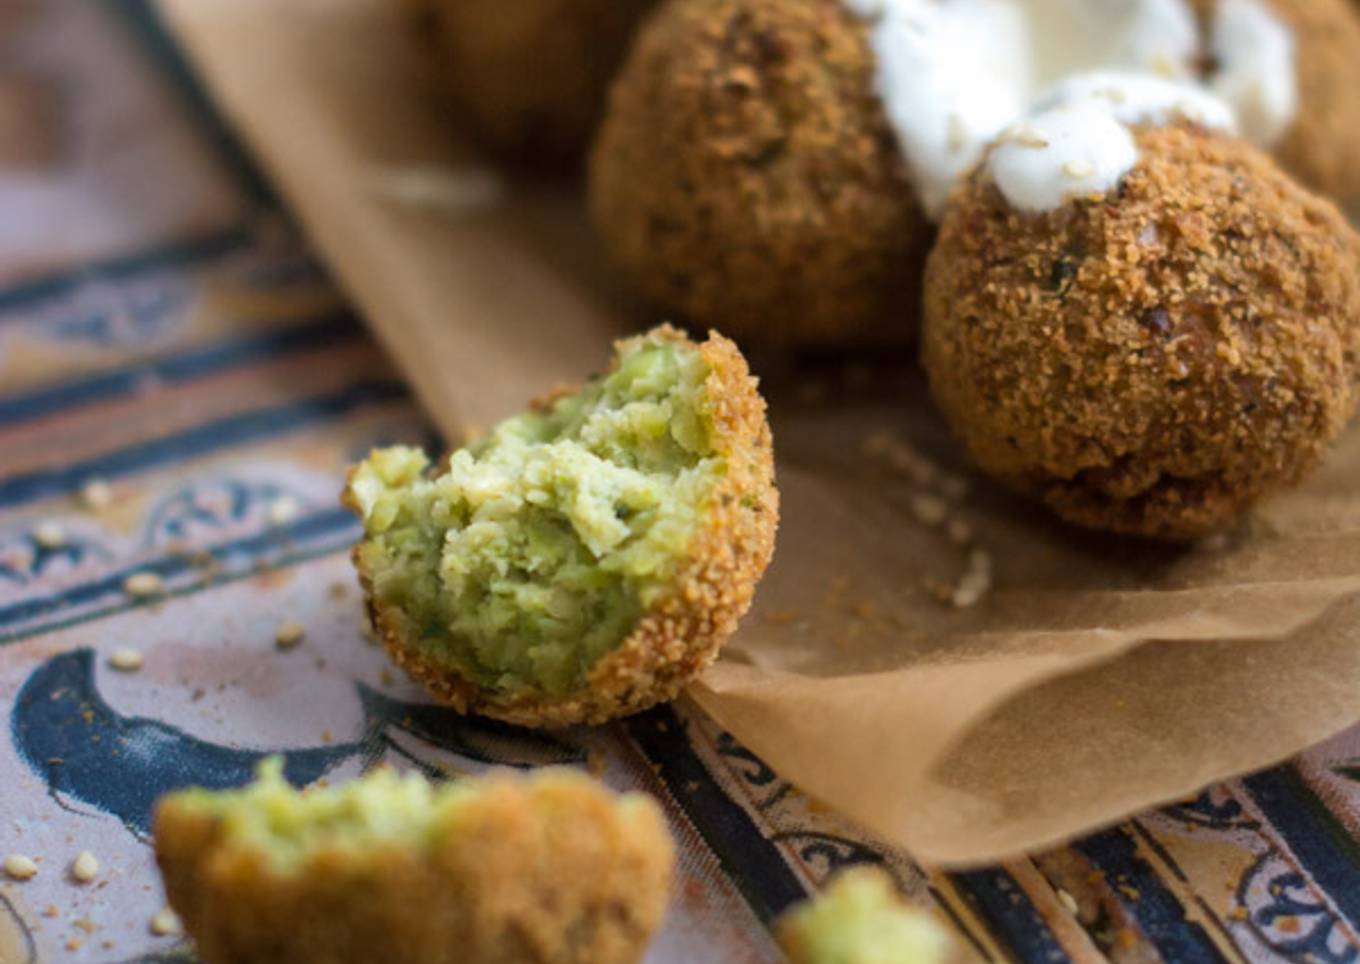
[154,761,674,964]
[776,867,953,964]
[1193,0,1360,208]
[343,325,778,727]
[588,0,930,347]
[410,0,656,168]
[923,124,1360,540]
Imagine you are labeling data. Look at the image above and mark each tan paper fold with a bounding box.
[156,0,1360,865]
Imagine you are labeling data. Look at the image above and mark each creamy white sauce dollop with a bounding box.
[990,73,1237,213]
[844,0,1296,216]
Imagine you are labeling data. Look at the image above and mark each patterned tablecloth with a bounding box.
[3,4,1360,962]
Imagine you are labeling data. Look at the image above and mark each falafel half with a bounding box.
[1193,0,1360,208]
[154,762,674,964]
[408,0,656,168]
[923,124,1360,540]
[588,0,930,347]
[776,867,952,964]
[343,325,778,727]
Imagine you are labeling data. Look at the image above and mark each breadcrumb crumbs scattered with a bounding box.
[4,854,38,880]
[108,649,144,672]
[74,916,96,934]
[78,479,113,510]
[43,905,59,918]
[33,521,66,549]
[70,850,98,884]
[123,572,164,598]
[65,938,82,952]
[763,609,797,626]
[150,908,182,937]
[274,621,306,650]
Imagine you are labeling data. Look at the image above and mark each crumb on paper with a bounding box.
[108,649,144,672]
[70,850,98,884]
[275,621,306,650]
[150,908,182,937]
[952,549,993,609]
[123,572,164,599]
[910,493,949,527]
[763,609,797,626]
[4,854,38,880]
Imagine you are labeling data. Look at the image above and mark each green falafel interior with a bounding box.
[164,759,657,869]
[778,867,952,964]
[345,330,726,696]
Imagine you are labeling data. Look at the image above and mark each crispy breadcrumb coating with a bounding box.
[406,0,655,168]
[589,0,930,347]
[923,125,1360,540]
[344,326,778,727]
[154,763,674,964]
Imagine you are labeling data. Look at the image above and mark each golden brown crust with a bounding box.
[923,125,1360,540]
[347,325,778,727]
[588,0,931,347]
[154,771,675,964]
[1192,0,1360,207]
[408,0,655,168]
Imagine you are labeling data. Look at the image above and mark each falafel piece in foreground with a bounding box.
[777,867,953,964]
[924,121,1360,540]
[1192,0,1360,208]
[154,762,674,964]
[343,325,778,727]
[407,0,656,168]
[588,0,930,347]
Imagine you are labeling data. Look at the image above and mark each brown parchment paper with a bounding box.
[155,0,1360,866]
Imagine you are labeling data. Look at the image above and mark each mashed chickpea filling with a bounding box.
[168,761,654,870]
[346,338,722,696]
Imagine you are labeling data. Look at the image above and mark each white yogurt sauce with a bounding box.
[990,74,1236,213]
[1210,0,1297,147]
[845,0,1298,217]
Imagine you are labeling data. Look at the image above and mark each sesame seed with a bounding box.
[33,521,66,549]
[1010,126,1050,149]
[78,479,114,510]
[1057,888,1079,915]
[149,908,182,937]
[108,649,144,672]
[123,572,164,598]
[275,621,305,650]
[267,496,300,526]
[70,851,99,883]
[947,113,968,152]
[4,854,38,880]
[1064,159,1095,179]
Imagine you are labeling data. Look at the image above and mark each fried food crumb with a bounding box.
[78,479,114,510]
[149,908,182,937]
[123,572,164,599]
[274,621,306,650]
[70,850,99,884]
[4,854,38,880]
[108,649,145,672]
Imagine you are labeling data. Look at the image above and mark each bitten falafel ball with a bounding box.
[588,0,930,347]
[1193,0,1360,208]
[409,0,656,167]
[343,325,778,727]
[923,122,1360,540]
[154,762,674,964]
